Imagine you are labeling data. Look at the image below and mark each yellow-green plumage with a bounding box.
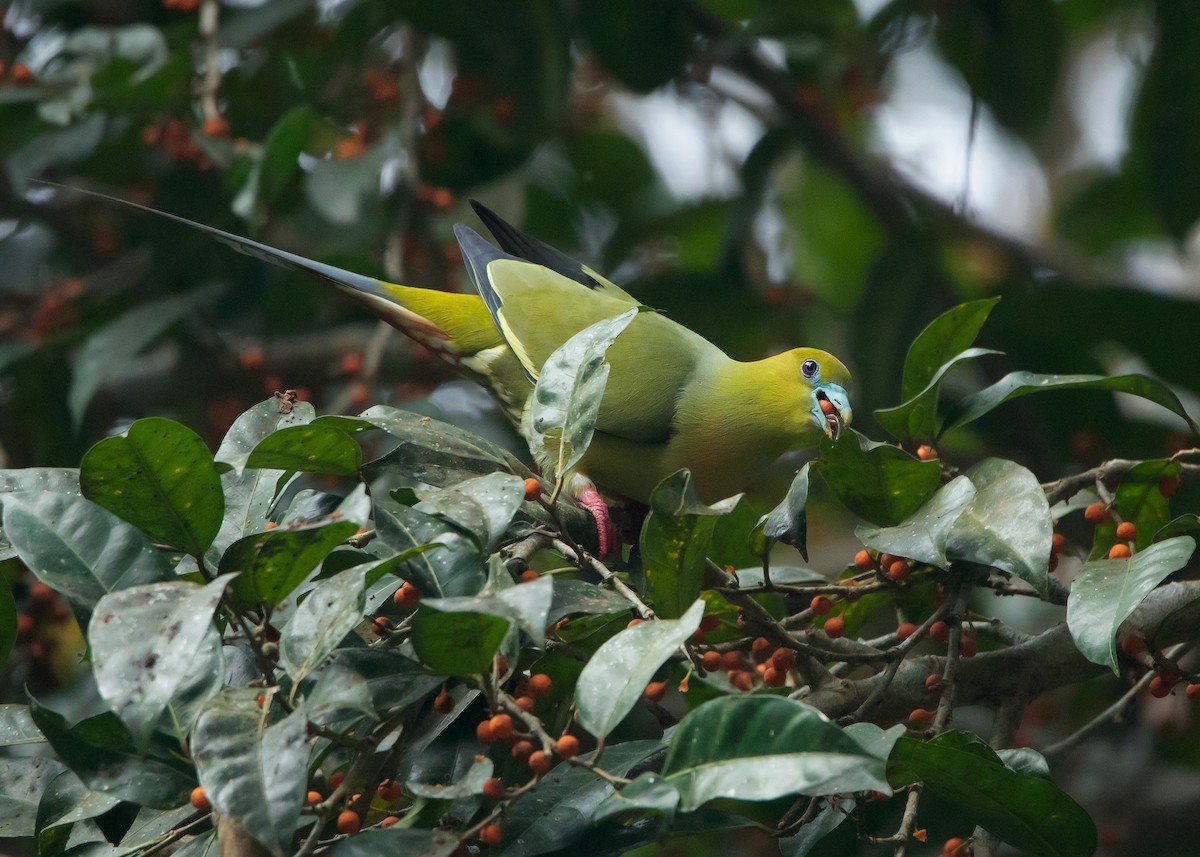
[55,186,852,505]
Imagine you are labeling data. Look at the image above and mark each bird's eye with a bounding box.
[801,359,819,379]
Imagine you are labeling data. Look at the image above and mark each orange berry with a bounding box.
[887,561,911,584]
[393,582,420,608]
[1186,683,1200,701]
[528,673,552,696]
[770,647,795,670]
[818,398,837,415]
[763,666,786,687]
[1116,521,1137,541]
[896,622,918,642]
[643,681,667,702]
[627,617,645,628]
[511,740,534,763]
[495,655,508,674]
[380,815,400,828]
[916,444,937,461]
[908,708,934,727]
[372,616,393,637]
[476,720,496,744]
[29,582,55,604]
[378,779,401,802]
[520,569,540,583]
[1083,502,1111,524]
[930,621,950,643]
[336,810,361,835]
[1120,635,1148,656]
[702,650,722,671]
[515,696,535,712]
[202,116,229,137]
[190,786,210,811]
[479,823,503,845]
[482,777,504,800]
[879,553,898,570]
[1051,533,1066,554]
[15,614,34,640]
[306,790,322,805]
[556,735,580,758]
[238,346,264,372]
[329,771,346,790]
[528,750,552,775]
[1159,476,1180,498]
[810,595,833,615]
[823,616,845,639]
[489,714,514,741]
[721,651,745,671]
[523,477,542,501]
[434,689,455,714]
[924,673,943,692]
[1108,543,1132,559]
[853,549,875,571]
[729,670,755,691]
[1149,674,1174,698]
[958,636,977,658]
[10,62,32,86]
[751,636,772,656]
[943,837,966,855]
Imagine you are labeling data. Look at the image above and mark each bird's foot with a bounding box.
[577,485,620,557]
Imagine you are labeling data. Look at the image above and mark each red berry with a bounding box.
[556,734,580,758]
[643,681,667,702]
[523,477,542,501]
[380,815,400,828]
[1108,543,1132,559]
[190,786,210,811]
[15,614,34,640]
[879,553,898,571]
[489,714,514,741]
[306,790,322,805]
[479,823,503,845]
[823,616,845,639]
[770,647,795,670]
[329,771,346,790]
[372,616,392,637]
[702,650,722,671]
[519,569,540,583]
[1186,683,1200,701]
[810,595,833,615]
[853,549,875,571]
[528,674,552,696]
[751,636,772,657]
[434,689,455,714]
[721,651,746,671]
[29,582,55,604]
[943,837,966,855]
[916,444,937,461]
[511,740,534,763]
[1116,521,1137,541]
[476,720,496,744]
[1051,533,1066,554]
[1120,635,1148,656]
[908,708,934,727]
[728,670,755,691]
[887,561,911,584]
[763,667,786,687]
[515,695,535,712]
[1083,502,1111,524]
[958,636,977,658]
[393,582,420,608]
[336,810,361,835]
[1159,476,1180,498]
[1149,675,1174,698]
[528,751,552,775]
[482,777,505,800]
[896,622,918,642]
[930,621,950,643]
[924,673,943,692]
[378,779,401,802]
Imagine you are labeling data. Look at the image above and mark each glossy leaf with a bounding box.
[35,768,122,845]
[192,692,308,857]
[576,600,703,740]
[0,705,43,747]
[1114,460,1180,552]
[763,464,810,560]
[547,579,631,624]
[0,468,79,561]
[278,567,366,684]
[1,492,172,609]
[223,520,359,609]
[945,459,1053,595]
[373,499,485,597]
[642,471,740,618]
[526,308,638,482]
[89,575,230,745]
[777,798,855,857]
[1067,536,1196,672]
[662,695,889,812]
[900,298,1001,401]
[856,475,976,570]
[322,829,460,857]
[941,372,1200,438]
[814,430,941,526]
[594,771,681,823]
[0,757,66,836]
[215,397,316,472]
[80,417,224,555]
[406,756,493,799]
[323,649,443,712]
[888,732,1096,857]
[415,472,526,550]
[245,424,362,477]
[876,348,1002,441]
[411,608,509,676]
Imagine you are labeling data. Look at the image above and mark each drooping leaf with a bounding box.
[192,691,308,857]
[876,348,1002,441]
[526,308,638,482]
[323,649,444,712]
[662,695,890,812]
[1,492,173,610]
[35,768,122,847]
[763,464,810,559]
[941,372,1200,438]
[89,575,231,745]
[80,417,224,555]
[855,475,976,570]
[900,298,1002,401]
[888,732,1096,857]
[223,520,359,610]
[373,498,485,597]
[245,424,362,477]
[1067,536,1196,673]
[278,567,366,684]
[945,459,1053,595]
[641,471,741,618]
[576,600,703,740]
[814,430,941,526]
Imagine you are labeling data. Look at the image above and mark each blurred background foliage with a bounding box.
[2,0,1200,852]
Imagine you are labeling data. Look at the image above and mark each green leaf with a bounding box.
[888,732,1096,857]
[0,705,43,747]
[68,286,221,427]
[0,578,15,670]
[578,0,689,92]
[324,649,443,712]
[662,696,889,812]
[900,299,1001,402]
[1114,460,1180,552]
[526,308,638,482]
[941,372,1200,438]
[278,567,366,684]
[0,468,79,561]
[999,747,1051,779]
[406,756,493,799]
[89,575,230,745]
[415,472,526,551]
[876,348,1002,442]
[763,464,810,560]
[259,105,315,203]
[777,798,855,857]
[0,757,66,836]
[945,459,1053,595]
[192,691,308,857]
[856,476,976,570]
[373,498,485,597]
[28,701,194,808]
[576,600,703,740]
[594,772,680,823]
[814,430,941,526]
[245,424,362,477]
[1067,536,1196,673]
[80,417,224,555]
[215,397,317,472]
[223,521,359,610]
[1,492,173,610]
[35,768,121,846]
[411,608,509,676]
[642,471,741,618]
[547,579,631,624]
[321,829,460,857]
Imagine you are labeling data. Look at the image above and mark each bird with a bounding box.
[45,185,853,553]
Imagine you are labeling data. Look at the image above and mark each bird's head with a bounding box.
[790,348,853,441]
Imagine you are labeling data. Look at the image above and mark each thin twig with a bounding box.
[550,538,655,620]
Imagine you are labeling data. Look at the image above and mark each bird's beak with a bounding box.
[811,384,852,441]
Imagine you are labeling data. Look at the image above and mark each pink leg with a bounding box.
[577,485,620,557]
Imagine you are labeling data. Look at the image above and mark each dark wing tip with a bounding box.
[467,199,601,290]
